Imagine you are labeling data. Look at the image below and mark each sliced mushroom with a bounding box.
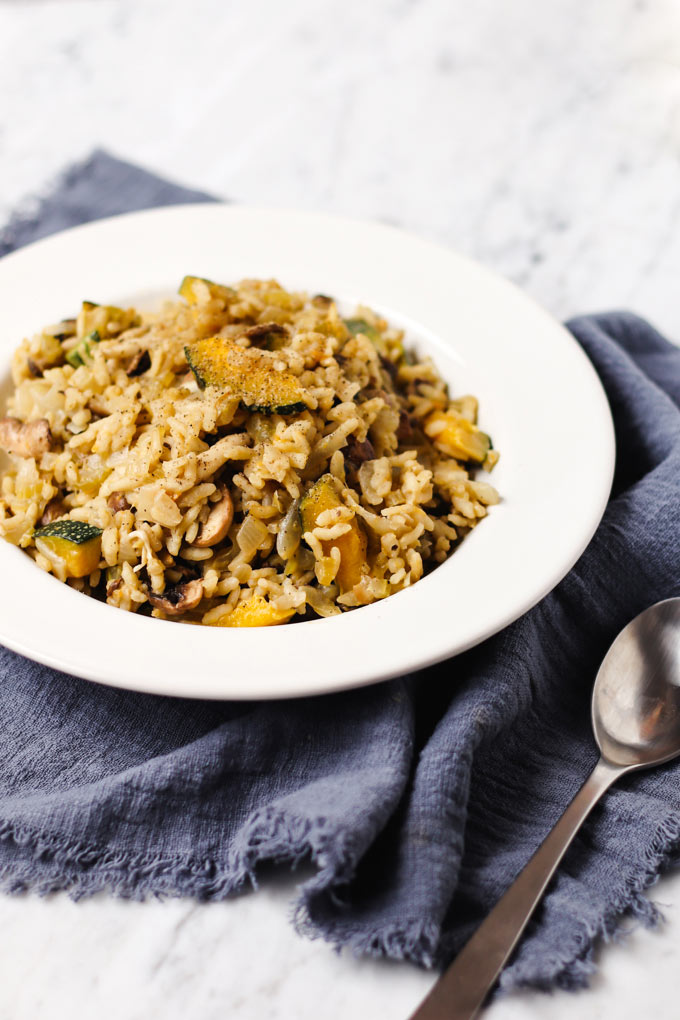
[126,349,151,377]
[147,579,204,616]
[39,497,67,527]
[0,417,53,458]
[361,386,398,409]
[165,562,201,584]
[344,433,376,490]
[107,491,131,513]
[396,410,414,443]
[243,322,287,342]
[194,485,234,547]
[240,322,289,351]
[345,433,375,466]
[379,354,399,384]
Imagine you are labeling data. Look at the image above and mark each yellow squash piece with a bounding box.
[424,410,492,464]
[77,301,140,339]
[34,520,103,579]
[216,594,294,627]
[299,475,367,592]
[179,276,236,305]
[185,337,307,414]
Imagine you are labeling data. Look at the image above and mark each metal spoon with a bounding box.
[410,597,680,1020]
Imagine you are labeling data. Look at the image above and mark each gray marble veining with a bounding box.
[1,0,679,335]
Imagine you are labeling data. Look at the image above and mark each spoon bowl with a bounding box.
[593,598,680,769]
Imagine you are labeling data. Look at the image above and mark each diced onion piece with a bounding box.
[303,584,341,618]
[236,514,269,558]
[276,498,301,560]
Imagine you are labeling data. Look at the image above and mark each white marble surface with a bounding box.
[2,0,680,1017]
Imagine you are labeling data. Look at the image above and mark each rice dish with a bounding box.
[0,277,499,626]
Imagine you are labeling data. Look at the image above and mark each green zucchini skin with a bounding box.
[343,318,380,342]
[184,345,207,389]
[184,339,307,415]
[242,400,307,415]
[34,520,103,544]
[67,330,101,369]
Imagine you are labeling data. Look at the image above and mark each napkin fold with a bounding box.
[2,151,680,994]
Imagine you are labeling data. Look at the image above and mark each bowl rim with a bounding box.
[0,203,615,700]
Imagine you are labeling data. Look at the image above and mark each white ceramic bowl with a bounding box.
[0,205,614,699]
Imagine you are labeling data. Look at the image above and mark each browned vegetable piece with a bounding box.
[107,491,131,513]
[345,434,375,466]
[0,417,52,458]
[344,434,376,490]
[39,498,67,527]
[194,484,234,547]
[396,410,414,443]
[242,322,288,350]
[126,350,151,377]
[106,566,123,597]
[148,579,204,616]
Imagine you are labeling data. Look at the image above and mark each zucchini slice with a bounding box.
[184,337,307,414]
[66,330,100,369]
[214,593,294,627]
[344,318,381,343]
[179,276,236,305]
[34,520,103,578]
[424,410,492,464]
[300,474,367,592]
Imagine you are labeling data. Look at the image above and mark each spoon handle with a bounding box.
[409,757,622,1020]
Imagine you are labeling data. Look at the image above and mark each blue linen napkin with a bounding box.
[2,150,680,995]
